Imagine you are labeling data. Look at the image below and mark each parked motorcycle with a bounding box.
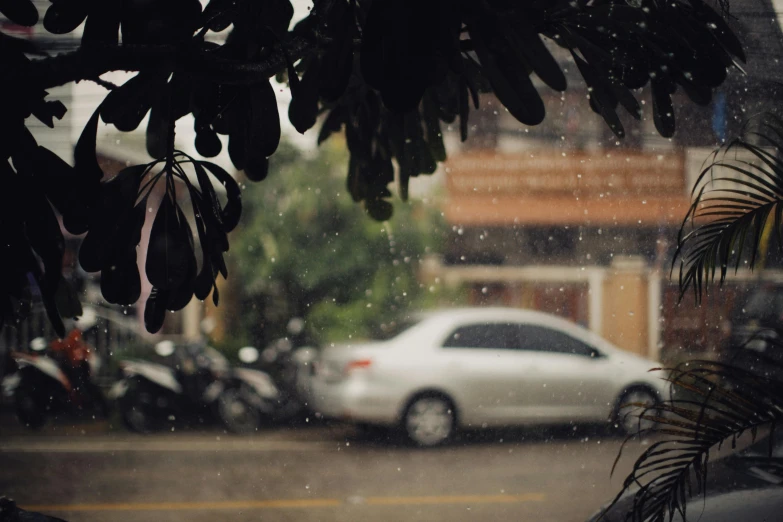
[110,341,278,434]
[2,332,107,430]
[244,338,318,423]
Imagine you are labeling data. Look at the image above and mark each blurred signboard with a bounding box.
[446,152,685,197]
[444,151,689,226]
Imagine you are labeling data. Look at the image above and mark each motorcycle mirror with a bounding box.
[292,347,318,364]
[262,346,278,363]
[74,307,98,332]
[275,338,293,353]
[30,337,47,352]
[286,317,305,335]
[154,340,176,357]
[238,346,259,364]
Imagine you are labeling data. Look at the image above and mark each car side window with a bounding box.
[442,323,514,349]
[512,325,598,357]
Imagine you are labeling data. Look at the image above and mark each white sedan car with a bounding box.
[305,308,667,446]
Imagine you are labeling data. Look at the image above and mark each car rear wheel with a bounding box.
[614,388,659,436]
[403,395,455,447]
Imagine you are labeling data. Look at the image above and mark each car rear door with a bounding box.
[438,322,535,427]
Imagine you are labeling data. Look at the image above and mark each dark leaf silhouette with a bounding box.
[121,0,202,45]
[471,25,545,126]
[0,132,85,336]
[79,164,146,273]
[43,0,87,34]
[194,127,222,158]
[651,78,676,138]
[101,255,141,306]
[244,156,269,182]
[146,94,171,160]
[100,201,146,305]
[675,113,783,302]
[144,287,169,334]
[606,333,783,522]
[365,198,393,222]
[101,71,167,132]
[0,0,37,26]
[30,97,66,129]
[0,0,747,336]
[249,81,280,159]
[146,194,191,290]
[361,0,447,112]
[81,0,120,44]
[317,0,355,103]
[73,106,104,184]
[202,0,236,32]
[288,57,321,134]
[201,160,241,232]
[24,182,68,337]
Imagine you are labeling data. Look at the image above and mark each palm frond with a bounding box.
[674,113,783,303]
[603,330,783,522]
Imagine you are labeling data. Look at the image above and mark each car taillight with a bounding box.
[344,359,372,375]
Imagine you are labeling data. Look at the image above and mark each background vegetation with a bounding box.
[217,140,461,351]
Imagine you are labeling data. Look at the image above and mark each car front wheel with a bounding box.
[614,388,660,436]
[403,395,455,447]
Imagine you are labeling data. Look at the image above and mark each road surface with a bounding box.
[0,423,647,522]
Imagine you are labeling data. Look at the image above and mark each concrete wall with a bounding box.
[601,258,649,357]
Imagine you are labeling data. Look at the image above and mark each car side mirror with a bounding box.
[30,337,47,352]
[154,340,175,357]
[238,346,259,364]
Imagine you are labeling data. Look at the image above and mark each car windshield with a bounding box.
[2,2,783,522]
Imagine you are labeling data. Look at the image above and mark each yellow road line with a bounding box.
[364,493,546,505]
[24,499,342,512]
[24,494,545,512]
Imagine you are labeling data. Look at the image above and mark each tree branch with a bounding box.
[24,35,316,90]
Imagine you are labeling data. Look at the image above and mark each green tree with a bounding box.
[226,141,452,348]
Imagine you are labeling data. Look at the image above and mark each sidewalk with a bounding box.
[0,406,350,441]
[0,407,113,438]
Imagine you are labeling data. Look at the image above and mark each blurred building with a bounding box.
[426,0,783,363]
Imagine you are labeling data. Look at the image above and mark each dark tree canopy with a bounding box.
[0,0,744,335]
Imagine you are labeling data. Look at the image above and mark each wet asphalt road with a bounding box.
[0,421,648,522]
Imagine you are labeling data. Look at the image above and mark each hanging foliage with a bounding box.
[0,0,744,333]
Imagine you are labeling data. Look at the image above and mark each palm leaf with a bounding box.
[603,330,783,522]
[675,113,783,303]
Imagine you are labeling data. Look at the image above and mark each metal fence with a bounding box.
[1,305,147,386]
